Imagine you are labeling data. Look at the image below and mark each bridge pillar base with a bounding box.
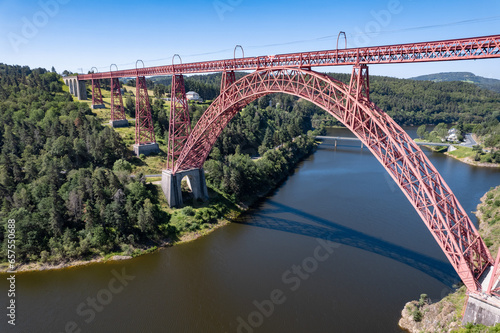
[463,294,500,326]
[110,119,129,128]
[133,142,159,156]
[92,104,105,109]
[161,168,208,208]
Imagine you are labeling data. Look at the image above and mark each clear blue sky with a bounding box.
[1,0,499,79]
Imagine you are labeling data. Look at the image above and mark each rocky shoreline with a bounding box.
[399,288,467,333]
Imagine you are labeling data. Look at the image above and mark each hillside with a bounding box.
[411,72,500,93]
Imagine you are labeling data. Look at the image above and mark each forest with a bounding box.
[0,64,173,263]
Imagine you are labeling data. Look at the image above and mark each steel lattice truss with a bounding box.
[110,78,126,121]
[167,74,191,169]
[91,79,103,105]
[135,76,156,145]
[174,66,493,293]
[78,34,500,81]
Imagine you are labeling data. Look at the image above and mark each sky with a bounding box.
[0,0,499,79]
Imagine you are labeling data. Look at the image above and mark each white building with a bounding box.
[446,128,458,142]
[186,91,202,102]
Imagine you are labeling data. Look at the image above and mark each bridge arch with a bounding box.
[174,66,492,292]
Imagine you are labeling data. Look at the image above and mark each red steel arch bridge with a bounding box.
[72,34,500,297]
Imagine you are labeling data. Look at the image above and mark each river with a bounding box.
[2,127,500,333]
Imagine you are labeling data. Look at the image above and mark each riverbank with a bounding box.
[399,185,500,332]
[444,152,500,168]
[416,143,500,168]
[0,219,230,274]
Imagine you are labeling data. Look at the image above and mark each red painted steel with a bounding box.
[110,78,126,121]
[135,76,156,145]
[78,34,500,80]
[487,248,500,295]
[486,246,500,296]
[167,74,191,170]
[91,79,103,105]
[174,66,493,293]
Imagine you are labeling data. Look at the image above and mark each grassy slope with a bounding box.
[447,146,500,167]
[69,82,170,175]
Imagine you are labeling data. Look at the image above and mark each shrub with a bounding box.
[413,310,423,322]
[181,206,195,216]
[419,294,429,307]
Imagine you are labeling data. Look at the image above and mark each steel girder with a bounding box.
[167,74,191,170]
[110,78,126,121]
[135,76,156,145]
[174,66,493,293]
[77,34,500,81]
[91,79,103,105]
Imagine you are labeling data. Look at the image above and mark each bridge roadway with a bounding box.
[315,136,456,147]
[76,34,500,80]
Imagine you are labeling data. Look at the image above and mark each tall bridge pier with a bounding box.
[161,168,208,208]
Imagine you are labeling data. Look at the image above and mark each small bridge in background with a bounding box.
[316,135,458,151]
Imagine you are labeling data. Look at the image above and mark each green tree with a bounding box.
[417,124,427,139]
[137,199,157,236]
[125,95,135,117]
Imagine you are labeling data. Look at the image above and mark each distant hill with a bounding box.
[411,72,500,93]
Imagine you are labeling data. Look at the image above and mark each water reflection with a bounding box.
[237,200,459,287]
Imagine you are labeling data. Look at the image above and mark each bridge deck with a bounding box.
[76,34,500,80]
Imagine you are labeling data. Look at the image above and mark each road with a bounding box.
[461,134,477,148]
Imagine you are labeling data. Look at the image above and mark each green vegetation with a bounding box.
[477,186,500,256]
[417,123,461,142]
[448,146,477,159]
[474,121,500,152]
[454,323,500,332]
[412,72,500,94]
[405,303,423,322]
[205,135,316,202]
[405,294,429,322]
[445,286,468,321]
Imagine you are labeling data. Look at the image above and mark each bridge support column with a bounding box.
[91,78,105,109]
[63,77,87,100]
[167,73,191,169]
[134,76,158,156]
[76,80,87,100]
[161,168,208,208]
[110,76,128,127]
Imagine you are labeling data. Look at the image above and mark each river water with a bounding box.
[2,127,500,333]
